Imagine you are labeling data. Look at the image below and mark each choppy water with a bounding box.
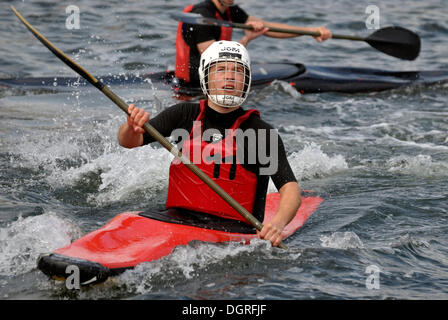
[1,0,447,300]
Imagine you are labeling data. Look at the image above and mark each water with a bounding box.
[1,0,447,300]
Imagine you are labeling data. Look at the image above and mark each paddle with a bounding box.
[10,5,288,250]
[171,12,421,61]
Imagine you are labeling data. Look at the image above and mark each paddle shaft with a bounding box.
[233,21,366,41]
[236,21,418,43]
[171,12,421,60]
[10,5,287,249]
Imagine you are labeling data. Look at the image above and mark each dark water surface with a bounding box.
[1,0,447,300]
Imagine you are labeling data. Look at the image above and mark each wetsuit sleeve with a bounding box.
[243,117,297,190]
[270,133,297,189]
[184,7,221,46]
[230,5,249,23]
[183,5,249,46]
[240,116,297,221]
[142,103,200,145]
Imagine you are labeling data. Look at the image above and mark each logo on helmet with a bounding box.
[220,46,241,53]
[218,52,242,59]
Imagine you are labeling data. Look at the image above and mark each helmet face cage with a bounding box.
[203,57,251,108]
[199,41,251,108]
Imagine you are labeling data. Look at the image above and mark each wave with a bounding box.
[0,212,80,277]
[387,155,448,178]
[287,142,349,181]
[320,231,365,249]
[52,144,173,206]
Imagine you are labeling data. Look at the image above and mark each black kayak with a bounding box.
[1,63,447,95]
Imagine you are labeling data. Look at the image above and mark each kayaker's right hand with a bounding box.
[313,26,332,42]
[258,222,284,247]
[240,21,268,46]
[127,104,150,135]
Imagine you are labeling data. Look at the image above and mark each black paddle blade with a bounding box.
[366,26,421,60]
[170,12,234,28]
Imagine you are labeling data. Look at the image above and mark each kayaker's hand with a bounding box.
[313,26,332,42]
[241,21,269,45]
[127,104,150,135]
[258,222,285,247]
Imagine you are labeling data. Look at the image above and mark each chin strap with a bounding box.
[210,94,245,108]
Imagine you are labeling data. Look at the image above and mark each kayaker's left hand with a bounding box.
[258,221,285,247]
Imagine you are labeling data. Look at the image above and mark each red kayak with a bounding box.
[37,192,323,285]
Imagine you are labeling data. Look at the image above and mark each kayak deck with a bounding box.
[37,193,323,285]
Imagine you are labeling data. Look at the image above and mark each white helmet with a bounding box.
[199,41,251,108]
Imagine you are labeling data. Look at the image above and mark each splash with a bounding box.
[288,142,348,181]
[387,155,448,178]
[54,144,173,205]
[116,239,273,295]
[320,231,365,249]
[270,80,301,98]
[0,213,80,276]
[7,109,173,206]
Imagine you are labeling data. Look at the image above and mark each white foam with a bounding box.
[288,142,349,181]
[380,135,448,151]
[269,80,301,98]
[0,213,80,276]
[116,239,272,294]
[6,110,173,206]
[267,142,348,192]
[387,154,448,177]
[7,112,124,175]
[54,144,173,205]
[320,231,365,249]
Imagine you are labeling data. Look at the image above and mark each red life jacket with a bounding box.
[175,5,234,82]
[166,100,260,223]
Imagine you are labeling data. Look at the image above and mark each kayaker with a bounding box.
[175,0,332,87]
[118,40,301,247]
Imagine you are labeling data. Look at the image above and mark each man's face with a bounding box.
[208,60,246,98]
